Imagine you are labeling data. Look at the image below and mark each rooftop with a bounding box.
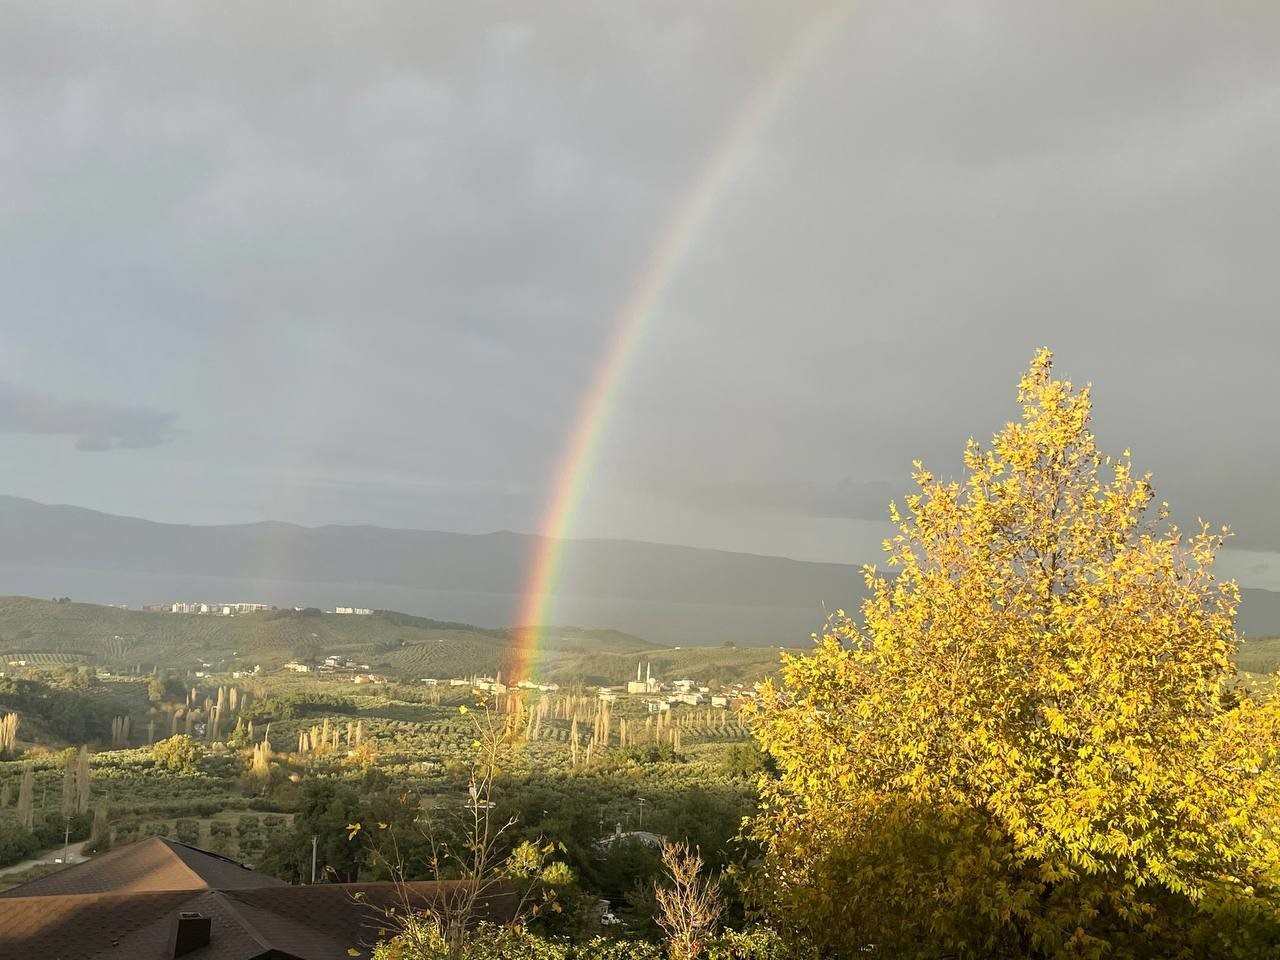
[0,837,515,959]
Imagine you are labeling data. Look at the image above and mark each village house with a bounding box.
[0,836,516,959]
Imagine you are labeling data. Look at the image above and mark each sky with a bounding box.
[2,1,1279,586]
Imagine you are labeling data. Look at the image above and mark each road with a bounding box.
[0,840,89,879]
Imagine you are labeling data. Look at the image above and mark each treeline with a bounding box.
[241,692,358,723]
[0,812,92,867]
[0,677,127,743]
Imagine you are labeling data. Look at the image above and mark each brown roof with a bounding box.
[0,839,518,960]
[0,889,199,958]
[0,837,287,898]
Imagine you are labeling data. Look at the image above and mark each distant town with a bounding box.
[278,653,756,713]
[138,601,373,616]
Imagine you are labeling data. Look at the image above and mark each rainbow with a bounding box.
[509,2,855,679]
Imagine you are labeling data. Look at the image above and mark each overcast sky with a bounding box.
[2,1,1279,585]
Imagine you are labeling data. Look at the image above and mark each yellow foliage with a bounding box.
[749,350,1280,959]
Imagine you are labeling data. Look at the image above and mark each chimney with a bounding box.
[169,912,211,957]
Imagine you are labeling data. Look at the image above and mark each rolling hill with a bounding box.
[1,495,1278,647]
[0,596,664,679]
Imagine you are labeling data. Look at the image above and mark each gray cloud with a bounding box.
[672,479,897,524]
[0,1,1278,568]
[0,383,177,452]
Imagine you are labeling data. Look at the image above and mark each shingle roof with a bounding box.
[0,839,518,960]
[0,889,200,958]
[0,837,286,898]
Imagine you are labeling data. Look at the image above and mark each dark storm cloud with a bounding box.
[0,383,177,451]
[0,1,1278,571]
[671,479,897,523]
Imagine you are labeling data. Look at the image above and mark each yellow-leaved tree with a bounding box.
[749,350,1280,959]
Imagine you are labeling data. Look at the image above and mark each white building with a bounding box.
[334,607,373,615]
[627,661,659,695]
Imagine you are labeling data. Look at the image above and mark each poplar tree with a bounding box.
[61,749,77,819]
[16,764,34,831]
[76,746,91,815]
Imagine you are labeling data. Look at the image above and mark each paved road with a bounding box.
[0,840,89,879]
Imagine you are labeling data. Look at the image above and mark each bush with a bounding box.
[720,743,768,779]
[151,735,204,775]
[175,819,200,845]
[31,812,91,848]
[619,744,680,766]
[372,925,785,960]
[208,819,233,854]
[241,693,357,723]
[0,822,39,867]
[373,925,665,960]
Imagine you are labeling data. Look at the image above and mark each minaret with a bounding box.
[637,661,642,683]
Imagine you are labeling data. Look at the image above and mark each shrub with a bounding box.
[31,812,91,848]
[0,822,39,867]
[151,735,204,776]
[175,819,200,845]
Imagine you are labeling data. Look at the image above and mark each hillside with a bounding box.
[2,495,1279,646]
[0,596,653,678]
[0,496,858,646]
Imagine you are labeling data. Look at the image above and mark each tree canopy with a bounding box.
[750,350,1280,959]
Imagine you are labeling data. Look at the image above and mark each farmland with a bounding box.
[0,596,783,927]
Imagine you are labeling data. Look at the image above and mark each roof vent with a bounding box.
[169,911,211,957]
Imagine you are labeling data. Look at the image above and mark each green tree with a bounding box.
[76,746,91,815]
[151,734,204,775]
[60,747,77,819]
[750,351,1280,958]
[15,763,34,831]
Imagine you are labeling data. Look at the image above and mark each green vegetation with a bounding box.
[0,598,531,676]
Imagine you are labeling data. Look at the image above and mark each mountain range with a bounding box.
[0,495,1276,645]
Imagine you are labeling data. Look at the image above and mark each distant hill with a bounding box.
[0,595,799,686]
[0,495,860,646]
[0,495,1277,646]
[0,595,662,679]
